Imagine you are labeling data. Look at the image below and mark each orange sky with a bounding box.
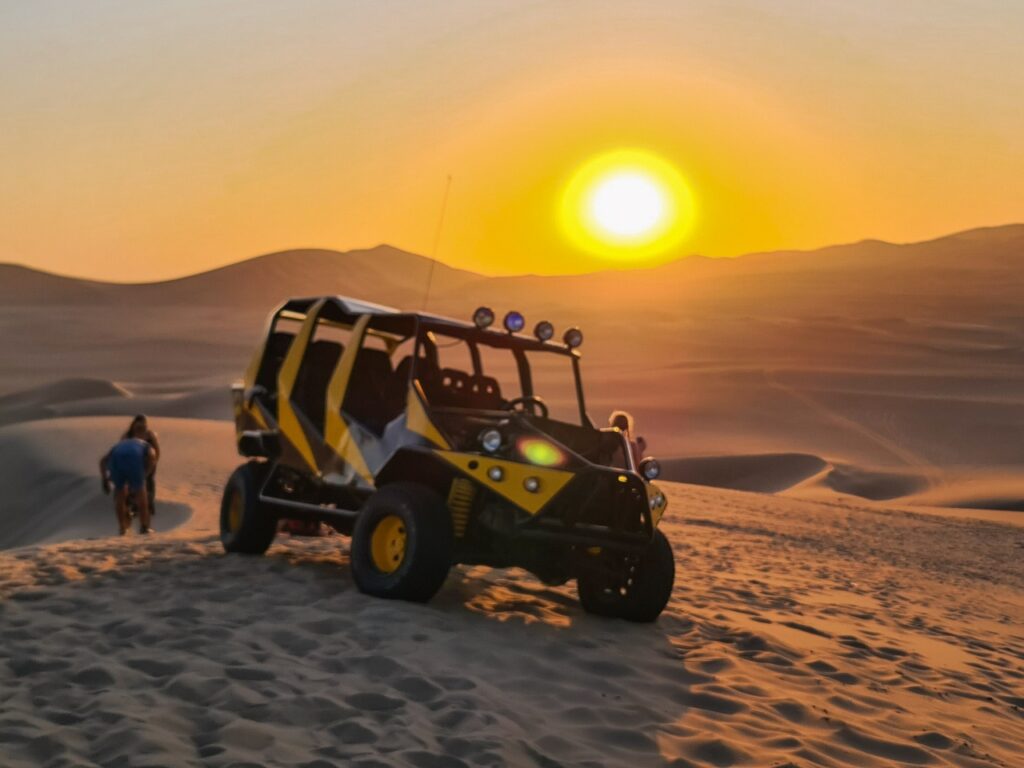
[1,1,1023,281]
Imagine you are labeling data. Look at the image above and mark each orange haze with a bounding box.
[1,2,1023,280]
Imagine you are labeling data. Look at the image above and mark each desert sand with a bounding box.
[2,228,1023,765]
[1,415,1022,766]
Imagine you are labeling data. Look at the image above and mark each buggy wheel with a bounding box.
[577,529,675,622]
[351,482,453,603]
[220,462,277,554]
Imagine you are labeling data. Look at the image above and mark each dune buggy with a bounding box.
[223,297,674,621]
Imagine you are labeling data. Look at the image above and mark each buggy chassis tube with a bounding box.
[256,471,360,529]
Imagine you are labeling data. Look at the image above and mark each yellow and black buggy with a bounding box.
[223,296,675,621]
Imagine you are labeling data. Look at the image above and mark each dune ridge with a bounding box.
[4,225,1024,471]
[0,378,233,429]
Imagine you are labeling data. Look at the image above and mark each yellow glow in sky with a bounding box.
[1,2,1023,281]
[561,150,695,262]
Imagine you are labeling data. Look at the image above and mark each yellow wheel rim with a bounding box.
[370,515,407,574]
[228,491,243,534]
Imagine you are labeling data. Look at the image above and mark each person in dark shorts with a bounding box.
[100,435,156,535]
[122,414,160,515]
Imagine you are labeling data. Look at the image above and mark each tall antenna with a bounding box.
[422,174,452,311]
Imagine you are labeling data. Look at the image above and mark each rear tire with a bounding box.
[350,482,453,603]
[220,462,277,555]
[577,529,675,622]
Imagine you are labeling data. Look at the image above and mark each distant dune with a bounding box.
[0,245,478,308]
[2,223,1024,513]
[661,452,829,493]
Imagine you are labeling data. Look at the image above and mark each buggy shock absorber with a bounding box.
[447,478,475,538]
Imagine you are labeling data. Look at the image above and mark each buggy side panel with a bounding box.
[647,482,667,526]
[375,447,464,498]
[435,450,574,515]
[406,382,450,449]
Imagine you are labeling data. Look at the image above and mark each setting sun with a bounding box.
[561,149,695,262]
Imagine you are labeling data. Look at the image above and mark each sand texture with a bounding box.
[2,479,1022,767]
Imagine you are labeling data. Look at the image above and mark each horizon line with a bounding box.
[3,221,1022,287]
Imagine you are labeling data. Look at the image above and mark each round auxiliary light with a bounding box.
[480,428,502,453]
[473,306,495,329]
[523,476,541,493]
[534,321,554,342]
[563,327,584,349]
[487,466,505,482]
[649,492,665,510]
[503,311,526,333]
[640,457,661,481]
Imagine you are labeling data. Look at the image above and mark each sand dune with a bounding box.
[661,453,829,493]
[1,479,1021,766]
[0,378,233,428]
[0,378,130,427]
[664,453,933,502]
[3,225,1024,481]
[0,417,237,549]
[659,447,1024,523]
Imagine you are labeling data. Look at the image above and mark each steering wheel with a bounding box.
[505,395,549,419]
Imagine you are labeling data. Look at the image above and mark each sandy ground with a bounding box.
[2,231,1023,765]
[0,415,1022,767]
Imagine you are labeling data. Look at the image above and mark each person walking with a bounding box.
[100,433,157,535]
[122,414,160,515]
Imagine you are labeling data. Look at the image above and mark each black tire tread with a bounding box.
[220,462,277,555]
[350,482,454,603]
[577,528,675,622]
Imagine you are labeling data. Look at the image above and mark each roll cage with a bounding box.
[259,296,591,430]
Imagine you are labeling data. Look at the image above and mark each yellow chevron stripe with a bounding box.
[324,315,373,483]
[437,451,573,515]
[406,381,450,449]
[276,299,324,473]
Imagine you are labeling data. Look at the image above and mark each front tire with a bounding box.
[350,483,453,603]
[577,529,675,622]
[220,462,277,555]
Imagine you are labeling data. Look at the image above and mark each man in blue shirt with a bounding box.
[100,434,157,535]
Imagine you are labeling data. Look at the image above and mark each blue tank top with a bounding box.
[110,437,149,465]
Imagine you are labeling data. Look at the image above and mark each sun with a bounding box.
[560,149,695,261]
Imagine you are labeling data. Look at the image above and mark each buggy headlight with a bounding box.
[487,466,504,482]
[649,492,665,510]
[479,428,502,453]
[563,327,583,348]
[523,476,541,493]
[503,311,526,333]
[639,457,661,480]
[473,306,495,329]
[534,321,554,342]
